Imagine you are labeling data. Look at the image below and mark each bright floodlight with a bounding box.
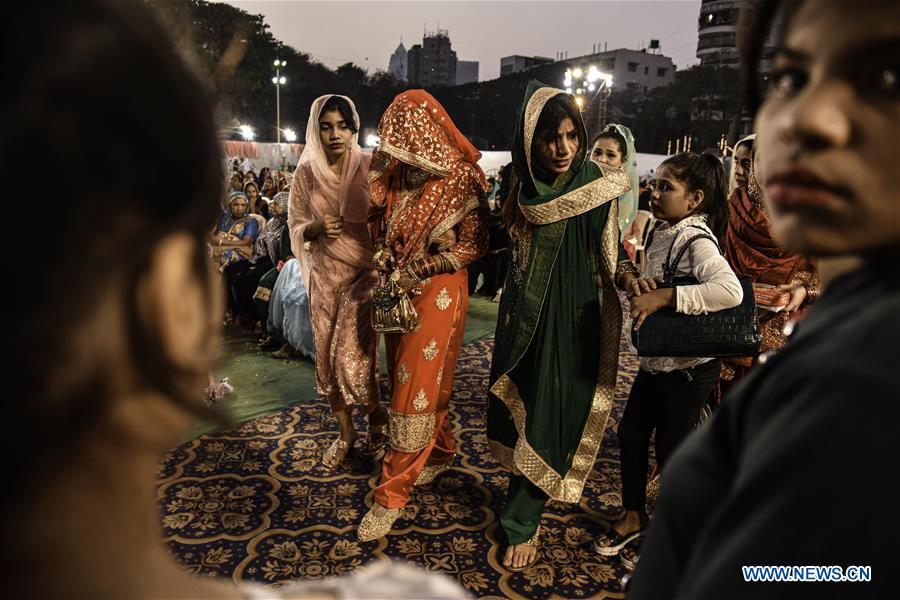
[588,83,596,92]
[274,59,281,66]
[573,68,583,79]
[575,97,584,109]
[283,128,297,142]
[280,60,287,67]
[565,87,573,94]
[238,124,255,141]
[365,134,380,147]
[279,76,286,84]
[272,77,278,84]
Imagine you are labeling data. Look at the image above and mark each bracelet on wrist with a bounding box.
[615,261,638,289]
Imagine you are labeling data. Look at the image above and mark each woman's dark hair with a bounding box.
[703,146,724,161]
[740,0,803,113]
[497,162,514,206]
[592,129,628,160]
[319,95,359,134]
[638,187,652,212]
[530,94,584,182]
[501,166,527,239]
[659,151,729,239]
[3,1,223,480]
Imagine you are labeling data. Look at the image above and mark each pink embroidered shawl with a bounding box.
[288,94,374,284]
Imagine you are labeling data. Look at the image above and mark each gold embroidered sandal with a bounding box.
[507,526,541,573]
[414,462,453,486]
[321,437,354,469]
[357,504,403,542]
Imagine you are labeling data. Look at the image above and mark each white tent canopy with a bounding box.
[224,142,670,182]
[477,151,671,180]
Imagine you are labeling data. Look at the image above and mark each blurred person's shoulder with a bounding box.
[240,561,472,600]
[732,261,900,435]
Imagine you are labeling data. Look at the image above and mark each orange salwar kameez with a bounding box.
[375,270,468,507]
[366,90,489,514]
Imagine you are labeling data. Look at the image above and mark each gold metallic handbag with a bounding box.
[371,197,421,334]
[371,276,420,334]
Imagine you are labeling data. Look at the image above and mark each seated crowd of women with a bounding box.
[210,168,316,360]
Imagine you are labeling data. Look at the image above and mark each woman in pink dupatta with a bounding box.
[288,94,385,468]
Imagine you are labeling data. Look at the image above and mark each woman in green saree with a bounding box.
[488,81,633,570]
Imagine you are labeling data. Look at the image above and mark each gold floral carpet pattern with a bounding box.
[158,337,640,599]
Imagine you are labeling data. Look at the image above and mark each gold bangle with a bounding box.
[615,260,638,288]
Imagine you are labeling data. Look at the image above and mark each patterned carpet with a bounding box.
[157,334,640,599]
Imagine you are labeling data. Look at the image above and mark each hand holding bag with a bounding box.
[631,230,761,357]
[371,250,420,334]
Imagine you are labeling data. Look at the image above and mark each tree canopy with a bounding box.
[148,0,742,153]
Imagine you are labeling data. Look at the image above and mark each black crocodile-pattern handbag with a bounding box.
[631,230,761,358]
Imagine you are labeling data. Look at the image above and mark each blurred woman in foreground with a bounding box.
[3,2,467,598]
[630,0,900,596]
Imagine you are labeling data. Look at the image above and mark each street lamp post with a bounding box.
[272,59,287,143]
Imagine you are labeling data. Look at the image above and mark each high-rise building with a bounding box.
[456,60,479,85]
[407,29,457,87]
[696,0,752,67]
[388,41,407,81]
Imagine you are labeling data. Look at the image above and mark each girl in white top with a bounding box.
[596,151,743,557]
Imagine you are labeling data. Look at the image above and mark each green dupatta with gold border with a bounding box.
[487,81,630,503]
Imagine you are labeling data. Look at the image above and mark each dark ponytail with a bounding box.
[659,151,729,239]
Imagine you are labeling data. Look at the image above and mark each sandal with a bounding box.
[271,343,297,359]
[619,536,643,572]
[258,335,280,350]
[506,526,541,573]
[414,461,453,486]
[358,503,403,542]
[360,407,389,455]
[322,437,355,468]
[594,526,642,557]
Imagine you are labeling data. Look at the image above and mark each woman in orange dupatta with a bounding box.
[358,90,489,541]
[722,137,818,387]
[288,95,385,466]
